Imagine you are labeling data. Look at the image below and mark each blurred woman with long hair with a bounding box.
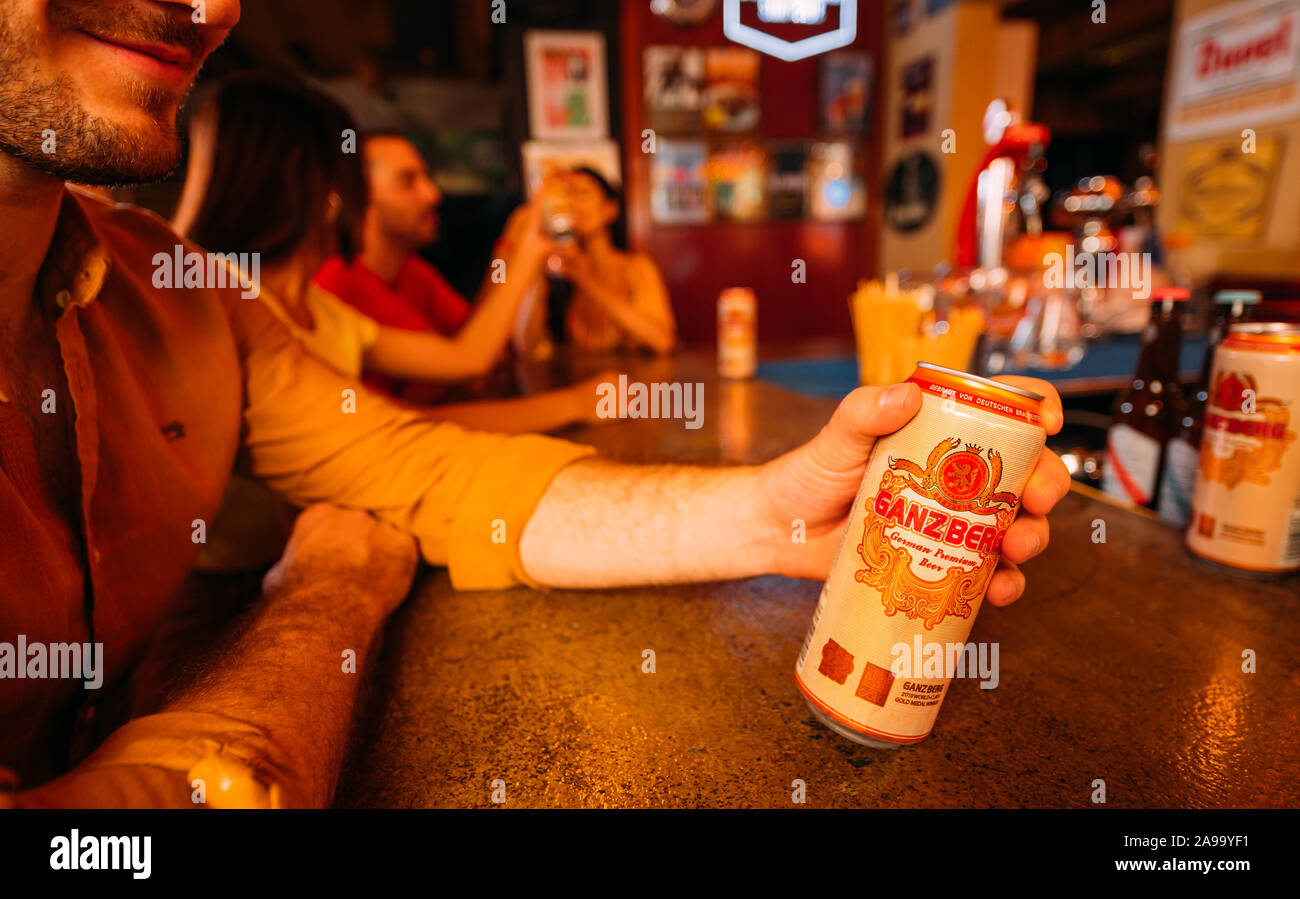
[173,72,608,431]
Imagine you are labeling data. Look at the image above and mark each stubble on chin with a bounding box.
[0,9,191,186]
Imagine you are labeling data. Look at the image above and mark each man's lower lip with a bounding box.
[79,31,192,85]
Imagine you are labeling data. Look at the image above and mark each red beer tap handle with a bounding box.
[953,122,1051,268]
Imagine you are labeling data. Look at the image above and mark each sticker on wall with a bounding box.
[883,151,940,233]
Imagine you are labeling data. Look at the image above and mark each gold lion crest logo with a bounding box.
[855,438,1018,630]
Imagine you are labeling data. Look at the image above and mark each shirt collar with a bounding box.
[38,187,114,315]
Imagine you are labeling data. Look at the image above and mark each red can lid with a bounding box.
[1151,287,1190,302]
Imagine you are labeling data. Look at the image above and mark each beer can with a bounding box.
[795,363,1047,747]
[1186,323,1300,576]
[717,288,757,379]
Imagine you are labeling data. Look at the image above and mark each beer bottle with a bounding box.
[1101,287,1187,508]
[1156,289,1258,524]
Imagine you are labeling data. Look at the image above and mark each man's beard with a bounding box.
[0,1,203,186]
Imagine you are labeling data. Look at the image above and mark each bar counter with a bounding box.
[336,350,1299,808]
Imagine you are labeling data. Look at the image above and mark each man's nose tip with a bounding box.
[170,0,242,31]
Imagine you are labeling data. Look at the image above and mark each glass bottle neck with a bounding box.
[1134,297,1182,384]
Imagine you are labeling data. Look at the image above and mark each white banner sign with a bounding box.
[1166,0,1300,139]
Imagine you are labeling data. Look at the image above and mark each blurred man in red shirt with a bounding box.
[315,133,486,403]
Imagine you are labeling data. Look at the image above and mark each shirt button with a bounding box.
[91,548,102,564]
[55,290,72,309]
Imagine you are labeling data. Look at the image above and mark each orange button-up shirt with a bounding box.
[0,188,593,797]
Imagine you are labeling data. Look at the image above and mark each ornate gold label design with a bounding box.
[855,440,1018,630]
[1201,371,1296,489]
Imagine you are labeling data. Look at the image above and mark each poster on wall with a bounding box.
[524,30,609,140]
[706,141,768,220]
[644,46,705,133]
[1175,136,1283,237]
[702,47,761,132]
[650,0,718,26]
[898,55,933,139]
[1165,0,1300,140]
[883,151,939,232]
[808,141,865,221]
[651,139,711,224]
[520,140,622,198]
[821,50,873,133]
[768,140,810,220]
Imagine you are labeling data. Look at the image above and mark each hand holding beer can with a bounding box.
[795,363,1048,748]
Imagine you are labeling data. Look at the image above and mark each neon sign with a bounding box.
[723,0,857,61]
[757,0,827,24]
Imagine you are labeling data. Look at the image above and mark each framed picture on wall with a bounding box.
[644,45,705,133]
[702,47,760,133]
[767,140,810,220]
[821,51,872,134]
[524,30,609,140]
[520,139,622,198]
[651,139,710,224]
[809,141,866,222]
[706,141,768,221]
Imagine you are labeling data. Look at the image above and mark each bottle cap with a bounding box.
[1213,289,1262,305]
[1150,287,1189,302]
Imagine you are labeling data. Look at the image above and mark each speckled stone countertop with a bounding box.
[335,351,1299,808]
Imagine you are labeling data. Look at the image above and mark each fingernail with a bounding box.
[1027,531,1042,555]
[879,383,913,411]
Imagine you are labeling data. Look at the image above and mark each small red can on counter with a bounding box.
[717,288,757,380]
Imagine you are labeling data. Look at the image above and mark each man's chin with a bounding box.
[25,140,180,187]
[9,111,183,186]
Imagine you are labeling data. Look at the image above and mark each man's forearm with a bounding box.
[163,579,386,806]
[519,458,776,587]
[460,246,546,366]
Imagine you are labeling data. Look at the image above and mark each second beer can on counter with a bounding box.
[1186,323,1300,576]
[795,363,1047,748]
[717,288,757,379]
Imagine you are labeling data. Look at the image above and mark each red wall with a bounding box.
[620,0,883,346]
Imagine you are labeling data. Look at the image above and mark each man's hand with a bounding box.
[263,503,418,619]
[498,196,559,273]
[757,379,1071,606]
